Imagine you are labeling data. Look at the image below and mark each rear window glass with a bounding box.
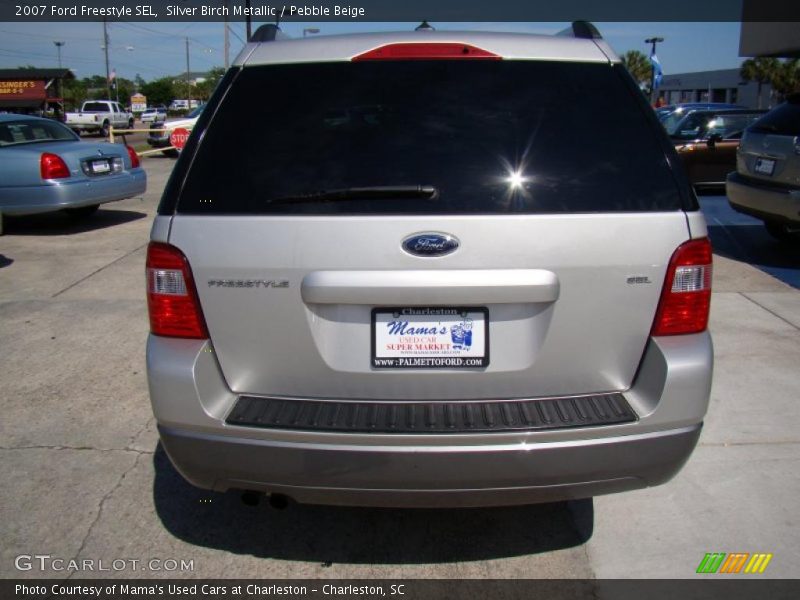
[83,102,111,112]
[748,98,800,136]
[176,61,682,215]
[0,119,77,147]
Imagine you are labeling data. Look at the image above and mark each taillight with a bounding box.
[126,145,140,168]
[651,238,713,336]
[146,242,208,339]
[40,153,70,179]
[352,43,501,61]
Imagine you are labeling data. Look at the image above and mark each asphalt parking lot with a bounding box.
[1,157,798,581]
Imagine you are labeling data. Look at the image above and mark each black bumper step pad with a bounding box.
[225,393,637,434]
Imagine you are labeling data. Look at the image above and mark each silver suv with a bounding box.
[727,95,800,242]
[146,23,713,508]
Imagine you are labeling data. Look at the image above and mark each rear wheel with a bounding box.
[99,121,110,137]
[64,204,100,218]
[128,118,135,129]
[764,221,800,243]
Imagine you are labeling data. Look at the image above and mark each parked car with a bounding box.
[727,95,800,242]
[659,102,744,136]
[147,105,203,156]
[65,100,134,137]
[146,23,713,508]
[141,106,168,123]
[0,114,146,233]
[670,109,766,189]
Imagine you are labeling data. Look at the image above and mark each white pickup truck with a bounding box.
[65,100,134,137]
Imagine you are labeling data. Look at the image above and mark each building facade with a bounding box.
[658,69,777,110]
[0,68,73,117]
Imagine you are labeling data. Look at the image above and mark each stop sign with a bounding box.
[170,128,190,150]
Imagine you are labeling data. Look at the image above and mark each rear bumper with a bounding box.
[726,172,800,225]
[159,423,702,507]
[0,169,146,216]
[148,330,713,507]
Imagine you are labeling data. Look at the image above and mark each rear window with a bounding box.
[83,102,110,112]
[748,98,800,136]
[0,119,77,147]
[176,60,683,215]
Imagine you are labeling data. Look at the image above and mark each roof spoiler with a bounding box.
[250,24,291,42]
[556,21,603,40]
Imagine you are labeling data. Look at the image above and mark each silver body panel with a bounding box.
[148,28,713,507]
[169,213,688,400]
[727,129,800,225]
[237,31,619,67]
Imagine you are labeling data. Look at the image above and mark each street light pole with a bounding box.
[54,41,64,68]
[645,36,664,105]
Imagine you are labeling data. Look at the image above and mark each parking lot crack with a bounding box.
[0,444,153,455]
[125,416,155,451]
[64,452,144,580]
[51,242,148,298]
[739,293,800,331]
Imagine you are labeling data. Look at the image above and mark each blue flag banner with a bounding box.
[650,53,663,89]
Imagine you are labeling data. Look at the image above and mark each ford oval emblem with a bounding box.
[402,233,460,257]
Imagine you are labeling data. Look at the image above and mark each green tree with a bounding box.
[621,50,652,90]
[740,57,780,108]
[194,68,226,101]
[770,59,800,101]
[63,78,88,110]
[140,77,175,107]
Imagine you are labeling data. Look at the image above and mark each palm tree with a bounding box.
[769,59,800,102]
[620,50,652,91]
[740,57,780,108]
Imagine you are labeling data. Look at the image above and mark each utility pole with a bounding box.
[185,37,191,103]
[54,41,64,68]
[645,36,664,105]
[103,20,111,99]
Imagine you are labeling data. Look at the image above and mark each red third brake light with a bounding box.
[146,242,208,339]
[126,145,140,168]
[651,238,713,336]
[40,153,70,179]
[352,43,501,61]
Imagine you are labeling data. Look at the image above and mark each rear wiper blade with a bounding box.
[267,185,439,205]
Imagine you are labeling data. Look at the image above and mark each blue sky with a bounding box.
[0,21,743,81]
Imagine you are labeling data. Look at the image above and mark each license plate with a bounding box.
[372,307,489,369]
[754,157,776,176]
[90,159,111,174]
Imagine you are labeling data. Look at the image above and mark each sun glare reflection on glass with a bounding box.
[506,170,527,190]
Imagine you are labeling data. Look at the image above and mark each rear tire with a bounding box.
[64,204,100,218]
[128,118,135,129]
[100,121,110,138]
[764,221,800,243]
